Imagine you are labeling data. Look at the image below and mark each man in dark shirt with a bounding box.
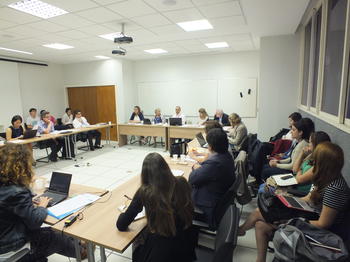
[213,109,230,126]
[189,128,235,227]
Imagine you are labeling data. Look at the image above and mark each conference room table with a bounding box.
[3,123,116,159]
[117,123,205,152]
[51,156,193,262]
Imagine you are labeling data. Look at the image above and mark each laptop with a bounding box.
[35,172,72,207]
[276,194,317,213]
[23,129,37,139]
[196,132,208,148]
[143,118,152,125]
[169,118,182,126]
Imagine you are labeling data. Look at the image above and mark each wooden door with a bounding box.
[67,85,118,141]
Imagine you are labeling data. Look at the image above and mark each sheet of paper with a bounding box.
[0,141,4,146]
[273,174,297,186]
[48,193,100,217]
[171,169,184,176]
[118,205,146,221]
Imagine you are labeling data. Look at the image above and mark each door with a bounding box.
[67,85,118,141]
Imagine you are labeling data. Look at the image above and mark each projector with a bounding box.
[112,47,126,55]
[114,34,133,44]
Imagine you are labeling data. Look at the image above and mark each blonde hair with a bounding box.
[0,144,34,188]
[198,108,208,118]
[229,113,241,126]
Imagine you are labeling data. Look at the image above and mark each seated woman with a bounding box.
[0,144,86,261]
[189,128,235,228]
[259,131,331,194]
[198,108,209,125]
[129,106,144,123]
[238,142,350,262]
[6,115,25,141]
[62,107,73,126]
[116,153,197,262]
[152,108,165,146]
[227,113,248,152]
[188,120,222,163]
[260,118,312,181]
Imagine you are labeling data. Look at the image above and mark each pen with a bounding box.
[124,195,132,200]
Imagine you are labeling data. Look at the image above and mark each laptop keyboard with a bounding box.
[284,196,304,209]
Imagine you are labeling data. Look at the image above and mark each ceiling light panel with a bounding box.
[205,42,229,48]
[42,43,74,49]
[177,19,213,32]
[99,32,123,41]
[144,48,168,54]
[0,46,33,54]
[95,55,110,59]
[8,0,68,19]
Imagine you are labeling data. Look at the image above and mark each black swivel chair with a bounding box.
[196,204,240,262]
[0,132,6,140]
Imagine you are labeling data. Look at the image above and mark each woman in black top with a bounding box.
[0,144,86,260]
[6,115,25,140]
[116,153,197,262]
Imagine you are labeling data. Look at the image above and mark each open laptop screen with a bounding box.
[49,172,72,194]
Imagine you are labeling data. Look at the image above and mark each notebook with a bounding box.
[272,174,298,186]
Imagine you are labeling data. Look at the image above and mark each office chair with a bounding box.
[1,244,30,262]
[196,205,240,262]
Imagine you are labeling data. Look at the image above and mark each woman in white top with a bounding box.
[62,108,73,125]
[198,108,209,125]
[129,106,145,123]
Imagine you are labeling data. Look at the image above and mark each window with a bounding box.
[301,21,312,106]
[311,7,322,108]
[321,0,347,116]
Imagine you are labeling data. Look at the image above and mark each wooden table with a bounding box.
[118,123,169,150]
[167,125,204,151]
[51,157,193,262]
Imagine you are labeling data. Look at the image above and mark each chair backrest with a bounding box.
[213,175,239,229]
[239,135,249,152]
[0,132,6,139]
[213,204,240,262]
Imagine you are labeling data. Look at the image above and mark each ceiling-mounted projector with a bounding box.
[112,46,126,55]
[114,23,133,44]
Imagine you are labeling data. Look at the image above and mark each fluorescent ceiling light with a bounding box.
[8,0,68,19]
[144,49,168,54]
[42,43,74,50]
[99,32,123,41]
[0,46,33,55]
[177,19,213,32]
[205,42,229,49]
[95,55,110,59]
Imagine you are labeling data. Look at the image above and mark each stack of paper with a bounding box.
[171,169,184,176]
[8,140,24,144]
[48,193,100,219]
[272,174,298,186]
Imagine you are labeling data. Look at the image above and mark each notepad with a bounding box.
[171,169,184,176]
[272,174,298,186]
[48,193,100,219]
[7,140,25,144]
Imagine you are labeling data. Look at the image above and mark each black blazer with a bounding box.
[189,152,235,224]
[213,113,230,126]
[0,184,47,254]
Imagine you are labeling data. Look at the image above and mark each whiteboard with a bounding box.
[218,78,257,118]
[138,80,218,116]
[137,78,257,118]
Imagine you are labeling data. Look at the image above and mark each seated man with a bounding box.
[37,111,62,162]
[213,109,230,126]
[172,106,186,124]
[73,110,101,151]
[189,128,235,228]
[26,108,40,129]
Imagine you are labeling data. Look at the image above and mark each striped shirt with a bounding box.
[320,176,350,224]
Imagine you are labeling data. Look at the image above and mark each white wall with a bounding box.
[62,59,137,123]
[258,34,301,141]
[133,51,260,133]
[18,63,65,119]
[0,61,23,131]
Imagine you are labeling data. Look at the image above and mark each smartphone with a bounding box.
[281,175,294,180]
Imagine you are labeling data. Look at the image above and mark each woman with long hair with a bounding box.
[238,142,350,262]
[117,153,196,262]
[0,144,86,261]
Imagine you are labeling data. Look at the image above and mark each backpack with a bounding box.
[270,128,290,142]
[273,218,349,262]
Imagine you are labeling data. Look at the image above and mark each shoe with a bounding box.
[94,145,103,149]
[90,147,95,151]
[49,157,58,162]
